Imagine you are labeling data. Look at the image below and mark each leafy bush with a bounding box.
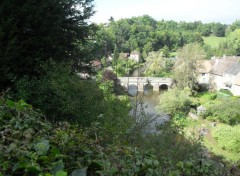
[15,62,106,126]
[212,124,240,153]
[0,98,233,176]
[0,98,142,175]
[204,98,240,125]
[218,89,233,96]
[158,87,193,115]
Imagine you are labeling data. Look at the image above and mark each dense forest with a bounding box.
[92,15,240,60]
[0,0,240,175]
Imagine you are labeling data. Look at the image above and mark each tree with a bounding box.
[113,44,119,74]
[226,29,240,55]
[226,20,240,35]
[218,29,240,56]
[144,51,174,77]
[157,87,192,115]
[211,22,227,37]
[160,45,170,58]
[174,43,206,90]
[108,16,115,23]
[0,0,95,90]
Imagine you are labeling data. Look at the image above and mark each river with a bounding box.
[128,68,170,133]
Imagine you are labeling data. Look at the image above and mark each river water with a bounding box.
[128,67,170,133]
[129,91,170,133]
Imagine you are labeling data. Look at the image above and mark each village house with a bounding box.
[232,73,240,95]
[91,60,102,71]
[197,60,212,85]
[223,62,240,91]
[108,51,141,63]
[198,55,240,96]
[119,52,130,59]
[129,51,141,62]
[210,56,240,91]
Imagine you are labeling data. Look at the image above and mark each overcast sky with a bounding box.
[91,0,240,24]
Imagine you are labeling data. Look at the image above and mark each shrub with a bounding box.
[212,124,240,153]
[158,87,193,115]
[218,89,233,96]
[15,61,105,126]
[204,98,240,125]
[0,98,231,176]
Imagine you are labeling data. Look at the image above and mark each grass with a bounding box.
[170,52,177,57]
[203,36,226,48]
[194,92,217,105]
[184,118,240,162]
[204,124,240,163]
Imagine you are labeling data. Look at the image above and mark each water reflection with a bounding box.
[130,91,170,133]
[128,85,138,96]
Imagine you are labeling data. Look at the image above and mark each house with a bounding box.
[119,53,130,59]
[205,55,240,96]
[232,73,240,96]
[107,51,140,63]
[223,62,240,91]
[129,51,141,62]
[107,54,113,63]
[91,60,102,71]
[209,56,239,90]
[197,60,212,85]
[196,55,240,96]
[77,72,90,79]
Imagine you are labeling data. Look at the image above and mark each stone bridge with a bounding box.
[118,77,173,92]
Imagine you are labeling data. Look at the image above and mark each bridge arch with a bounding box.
[128,84,138,96]
[159,84,168,90]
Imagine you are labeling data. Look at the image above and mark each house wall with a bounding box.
[222,74,235,90]
[210,74,224,90]
[231,85,240,96]
[198,73,209,84]
[129,54,140,62]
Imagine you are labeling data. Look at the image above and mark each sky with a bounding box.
[90,0,240,24]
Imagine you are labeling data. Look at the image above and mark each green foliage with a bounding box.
[212,124,240,153]
[219,89,233,96]
[218,29,240,56]
[0,98,130,175]
[0,0,95,90]
[95,16,226,59]
[204,98,240,125]
[115,57,139,77]
[158,87,193,115]
[144,51,174,77]
[0,96,234,175]
[211,22,227,37]
[113,44,119,71]
[16,61,106,126]
[195,92,217,105]
[226,20,240,35]
[160,45,171,57]
[174,43,206,90]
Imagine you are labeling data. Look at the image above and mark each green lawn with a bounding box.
[203,36,226,48]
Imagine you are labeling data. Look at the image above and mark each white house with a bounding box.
[197,60,212,84]
[223,62,240,91]
[129,51,140,62]
[210,57,238,90]
[232,73,240,96]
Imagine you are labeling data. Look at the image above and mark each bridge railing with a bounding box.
[118,77,173,83]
